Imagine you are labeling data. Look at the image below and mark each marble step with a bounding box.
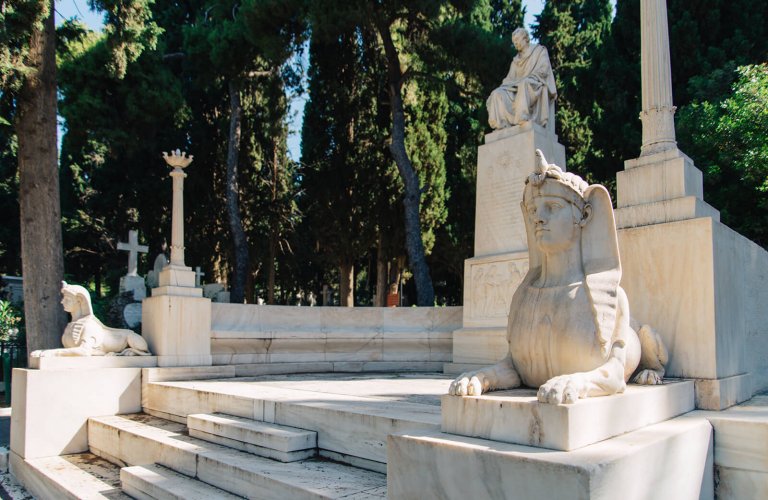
[9,452,131,500]
[88,413,387,499]
[142,375,444,470]
[121,463,244,500]
[187,413,317,462]
[692,393,768,500]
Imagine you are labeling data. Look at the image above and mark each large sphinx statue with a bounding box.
[450,151,668,404]
[486,28,557,130]
[31,281,151,357]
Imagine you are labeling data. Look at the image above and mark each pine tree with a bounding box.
[533,0,613,175]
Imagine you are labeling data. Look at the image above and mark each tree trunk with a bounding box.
[375,232,387,306]
[226,79,249,304]
[17,0,66,355]
[339,261,354,307]
[375,18,435,307]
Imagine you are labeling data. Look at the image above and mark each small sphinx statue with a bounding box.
[450,151,668,404]
[30,281,151,357]
[486,27,557,130]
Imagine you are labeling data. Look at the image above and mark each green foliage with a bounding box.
[88,0,163,78]
[0,300,24,344]
[0,0,48,92]
[533,0,612,176]
[590,0,768,183]
[677,64,768,246]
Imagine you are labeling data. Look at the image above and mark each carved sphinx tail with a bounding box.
[632,324,668,385]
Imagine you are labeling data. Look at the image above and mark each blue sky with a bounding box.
[53,0,548,160]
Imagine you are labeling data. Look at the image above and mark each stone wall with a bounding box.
[210,305,462,371]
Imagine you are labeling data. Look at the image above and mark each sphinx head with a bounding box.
[61,281,94,318]
[522,154,592,255]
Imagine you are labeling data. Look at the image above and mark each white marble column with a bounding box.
[639,0,677,156]
[162,150,193,268]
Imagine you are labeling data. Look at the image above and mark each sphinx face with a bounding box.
[528,195,580,254]
[61,292,77,313]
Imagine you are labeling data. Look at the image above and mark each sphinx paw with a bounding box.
[537,375,585,404]
[632,369,663,385]
[449,371,488,396]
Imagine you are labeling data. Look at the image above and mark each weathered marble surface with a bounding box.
[619,216,768,403]
[210,304,461,367]
[142,294,212,367]
[10,367,142,459]
[442,381,694,451]
[388,416,714,500]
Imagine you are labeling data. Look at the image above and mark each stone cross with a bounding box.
[194,266,205,288]
[162,149,193,267]
[117,230,149,277]
[639,0,677,156]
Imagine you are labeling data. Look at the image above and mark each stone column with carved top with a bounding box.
[141,149,212,367]
[615,0,765,410]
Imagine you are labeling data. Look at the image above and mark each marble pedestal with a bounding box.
[442,381,694,451]
[618,217,768,409]
[388,415,713,500]
[451,123,565,370]
[143,267,212,367]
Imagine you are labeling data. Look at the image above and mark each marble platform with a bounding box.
[442,381,694,451]
[388,415,714,500]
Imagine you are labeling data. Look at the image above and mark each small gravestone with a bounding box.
[146,253,169,289]
[118,230,149,300]
[123,302,143,329]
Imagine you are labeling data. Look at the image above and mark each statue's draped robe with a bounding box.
[487,44,557,129]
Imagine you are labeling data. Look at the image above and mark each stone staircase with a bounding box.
[14,372,449,499]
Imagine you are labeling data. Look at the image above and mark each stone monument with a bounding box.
[449,27,565,373]
[117,230,148,300]
[30,281,150,357]
[141,150,212,367]
[614,0,768,410]
[486,28,557,131]
[450,152,667,403]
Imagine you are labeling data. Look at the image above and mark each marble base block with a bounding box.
[619,216,768,402]
[388,415,714,500]
[442,381,694,451]
[694,373,753,411]
[10,367,142,459]
[158,266,196,288]
[142,294,212,367]
[29,356,157,370]
[474,123,565,257]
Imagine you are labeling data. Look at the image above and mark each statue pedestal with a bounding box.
[616,149,768,409]
[389,415,713,500]
[143,266,211,367]
[450,123,565,371]
[441,382,694,451]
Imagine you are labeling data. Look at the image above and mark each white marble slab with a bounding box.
[29,356,157,370]
[389,415,714,500]
[441,381,694,451]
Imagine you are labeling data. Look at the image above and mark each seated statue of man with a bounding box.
[486,28,557,130]
[31,281,151,357]
[450,151,667,404]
